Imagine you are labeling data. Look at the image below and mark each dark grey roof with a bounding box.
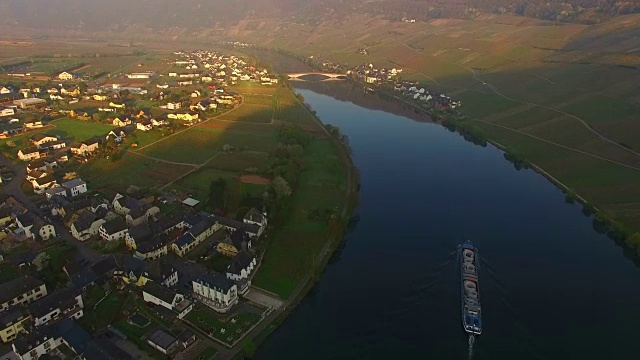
[196,273,234,292]
[175,233,195,248]
[88,338,134,360]
[226,251,255,275]
[188,216,217,237]
[50,318,92,354]
[16,212,35,227]
[72,210,99,232]
[101,217,127,235]
[147,329,177,350]
[90,256,117,277]
[176,329,195,344]
[128,223,152,243]
[0,275,45,304]
[215,215,243,230]
[136,234,169,254]
[0,307,27,328]
[28,288,79,318]
[229,229,250,250]
[143,281,178,305]
[12,325,54,354]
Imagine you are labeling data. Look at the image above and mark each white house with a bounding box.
[225,251,256,295]
[61,179,87,197]
[0,276,48,311]
[70,211,106,241]
[99,218,128,242]
[192,274,238,313]
[142,282,193,319]
[28,289,84,327]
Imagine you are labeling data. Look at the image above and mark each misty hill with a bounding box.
[1,0,640,33]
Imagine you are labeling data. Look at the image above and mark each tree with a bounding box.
[33,252,51,271]
[270,176,291,202]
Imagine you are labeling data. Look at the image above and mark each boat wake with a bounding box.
[468,334,475,360]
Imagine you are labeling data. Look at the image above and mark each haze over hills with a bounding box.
[2,0,640,32]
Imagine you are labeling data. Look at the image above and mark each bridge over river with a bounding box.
[287,72,347,81]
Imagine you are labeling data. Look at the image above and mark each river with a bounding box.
[254,80,640,359]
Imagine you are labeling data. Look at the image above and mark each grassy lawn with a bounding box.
[193,346,218,360]
[0,263,21,282]
[185,307,261,344]
[79,290,126,334]
[46,118,114,142]
[205,151,269,173]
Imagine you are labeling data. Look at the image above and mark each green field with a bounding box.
[218,104,273,123]
[275,89,318,125]
[46,118,114,142]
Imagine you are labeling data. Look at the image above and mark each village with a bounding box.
[0,50,290,360]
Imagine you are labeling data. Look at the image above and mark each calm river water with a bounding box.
[255,82,640,359]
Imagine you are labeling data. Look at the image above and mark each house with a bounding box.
[0,308,30,343]
[172,233,196,257]
[167,111,199,122]
[125,223,153,249]
[136,119,153,131]
[60,87,80,97]
[92,94,109,101]
[45,186,67,199]
[112,117,131,127]
[176,330,197,349]
[31,175,57,194]
[0,107,15,117]
[0,276,48,311]
[134,234,170,261]
[58,71,75,80]
[147,329,178,355]
[125,203,160,226]
[151,118,167,127]
[160,102,181,110]
[142,282,192,319]
[16,212,56,241]
[192,274,238,313]
[217,229,251,258]
[99,218,128,242]
[13,98,46,110]
[24,119,44,129]
[39,140,66,151]
[18,147,42,161]
[70,210,105,241]
[226,251,257,282]
[0,87,11,94]
[62,178,87,197]
[243,208,267,236]
[29,134,58,147]
[70,139,99,156]
[109,101,126,109]
[27,288,84,327]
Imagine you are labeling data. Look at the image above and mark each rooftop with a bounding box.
[147,329,177,350]
[0,275,45,304]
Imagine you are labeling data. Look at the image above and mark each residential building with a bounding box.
[27,288,84,327]
[124,203,159,226]
[16,212,56,241]
[58,72,74,80]
[134,234,170,261]
[0,308,30,343]
[69,139,99,156]
[30,134,58,147]
[30,175,57,194]
[0,276,47,311]
[125,222,153,250]
[13,98,46,110]
[109,101,125,109]
[226,251,257,282]
[70,210,105,241]
[99,217,128,242]
[61,178,87,197]
[141,282,193,319]
[147,329,177,355]
[18,147,42,161]
[172,233,196,257]
[216,229,251,257]
[192,274,238,313]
